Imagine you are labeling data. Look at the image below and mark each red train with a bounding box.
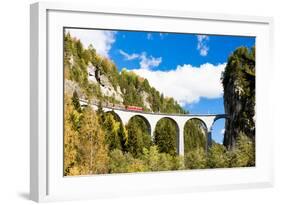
[126,105,143,112]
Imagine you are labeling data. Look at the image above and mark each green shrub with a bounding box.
[229,132,255,167]
[207,143,230,168]
[108,149,128,173]
[184,148,207,169]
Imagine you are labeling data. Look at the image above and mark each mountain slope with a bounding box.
[64,32,186,114]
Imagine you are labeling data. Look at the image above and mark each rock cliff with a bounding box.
[87,64,123,103]
[222,47,255,149]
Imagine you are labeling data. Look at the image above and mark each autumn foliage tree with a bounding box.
[64,95,81,176]
[79,106,109,175]
[102,113,123,151]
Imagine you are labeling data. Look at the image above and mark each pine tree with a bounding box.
[71,91,81,113]
[103,113,122,151]
[79,107,109,174]
[126,116,152,157]
[154,118,177,156]
[184,119,207,154]
[97,100,104,116]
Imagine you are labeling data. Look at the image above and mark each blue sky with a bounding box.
[66,28,255,144]
[110,31,254,69]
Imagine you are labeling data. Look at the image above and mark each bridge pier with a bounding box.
[178,126,185,156]
[149,120,158,141]
[207,130,212,151]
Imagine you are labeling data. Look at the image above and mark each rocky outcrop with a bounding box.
[222,47,255,149]
[87,64,98,84]
[87,64,123,103]
[64,79,85,99]
[140,91,151,110]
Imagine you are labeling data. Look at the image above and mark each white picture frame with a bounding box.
[30,2,274,202]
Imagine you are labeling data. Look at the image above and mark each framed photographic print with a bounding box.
[30,2,274,202]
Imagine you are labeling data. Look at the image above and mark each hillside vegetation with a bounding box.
[63,32,255,176]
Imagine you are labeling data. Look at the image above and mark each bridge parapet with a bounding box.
[79,98,227,117]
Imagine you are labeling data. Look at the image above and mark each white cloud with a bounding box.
[132,63,226,105]
[139,52,162,70]
[159,33,168,39]
[147,33,153,40]
[119,50,139,60]
[197,35,209,56]
[220,128,225,135]
[65,28,116,58]
[119,50,162,70]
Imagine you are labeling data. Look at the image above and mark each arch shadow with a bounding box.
[127,114,152,136]
[154,117,180,154]
[184,118,208,153]
[105,111,124,126]
[185,117,208,132]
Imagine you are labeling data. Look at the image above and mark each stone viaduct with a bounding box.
[80,99,227,156]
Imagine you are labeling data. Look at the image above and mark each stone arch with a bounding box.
[154,117,180,155]
[155,117,180,134]
[186,118,208,132]
[184,118,208,153]
[127,114,152,136]
[105,111,124,126]
[210,115,228,145]
[211,115,228,128]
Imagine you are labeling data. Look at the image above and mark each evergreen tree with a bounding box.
[97,100,104,116]
[71,90,81,113]
[103,113,122,151]
[118,122,128,152]
[126,116,152,157]
[154,118,177,156]
[184,119,207,154]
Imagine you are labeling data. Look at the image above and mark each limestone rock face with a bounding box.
[87,64,123,103]
[140,91,151,110]
[64,79,85,99]
[222,47,255,149]
[87,64,98,84]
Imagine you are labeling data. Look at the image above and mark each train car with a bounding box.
[126,105,143,112]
